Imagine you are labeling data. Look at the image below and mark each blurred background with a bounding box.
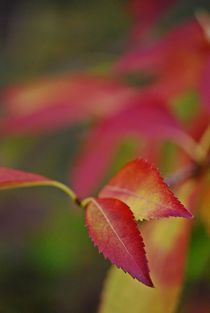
[0,1,210,312]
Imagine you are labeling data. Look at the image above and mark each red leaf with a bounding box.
[85,198,153,286]
[72,133,118,198]
[0,167,50,189]
[0,167,76,200]
[126,0,176,40]
[87,96,183,140]
[116,20,210,99]
[99,159,192,220]
[199,56,210,113]
[116,20,201,71]
[0,74,138,135]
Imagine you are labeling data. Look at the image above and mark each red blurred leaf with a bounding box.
[72,133,118,198]
[72,94,189,198]
[100,159,192,220]
[116,20,210,99]
[0,74,139,135]
[188,111,210,141]
[126,0,176,40]
[99,218,191,313]
[116,20,202,71]
[85,198,153,286]
[199,56,210,113]
[87,96,183,140]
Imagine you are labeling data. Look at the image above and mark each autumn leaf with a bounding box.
[0,74,139,135]
[100,159,192,221]
[126,0,176,40]
[0,167,76,200]
[116,20,203,72]
[115,19,210,100]
[85,198,153,287]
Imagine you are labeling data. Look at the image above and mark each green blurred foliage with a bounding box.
[0,0,129,84]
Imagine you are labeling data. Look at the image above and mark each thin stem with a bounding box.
[46,181,80,203]
[0,180,82,207]
[165,156,210,188]
[81,197,94,208]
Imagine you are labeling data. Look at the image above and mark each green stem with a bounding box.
[81,197,94,208]
[0,180,81,207]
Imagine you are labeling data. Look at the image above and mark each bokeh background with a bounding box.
[0,1,210,312]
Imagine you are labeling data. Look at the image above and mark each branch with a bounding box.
[165,156,210,188]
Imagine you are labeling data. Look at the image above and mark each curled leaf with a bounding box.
[100,159,192,220]
[85,198,153,287]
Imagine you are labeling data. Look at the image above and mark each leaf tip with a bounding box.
[85,197,154,287]
[141,274,154,288]
[180,208,193,219]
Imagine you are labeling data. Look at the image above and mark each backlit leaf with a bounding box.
[85,198,153,286]
[100,159,192,220]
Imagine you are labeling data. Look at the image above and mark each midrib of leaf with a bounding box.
[93,199,142,269]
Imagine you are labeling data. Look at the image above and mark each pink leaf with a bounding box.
[126,0,176,40]
[99,159,192,220]
[0,167,51,189]
[0,167,76,200]
[199,56,210,113]
[71,132,118,198]
[0,74,138,135]
[85,198,153,286]
[115,20,210,99]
